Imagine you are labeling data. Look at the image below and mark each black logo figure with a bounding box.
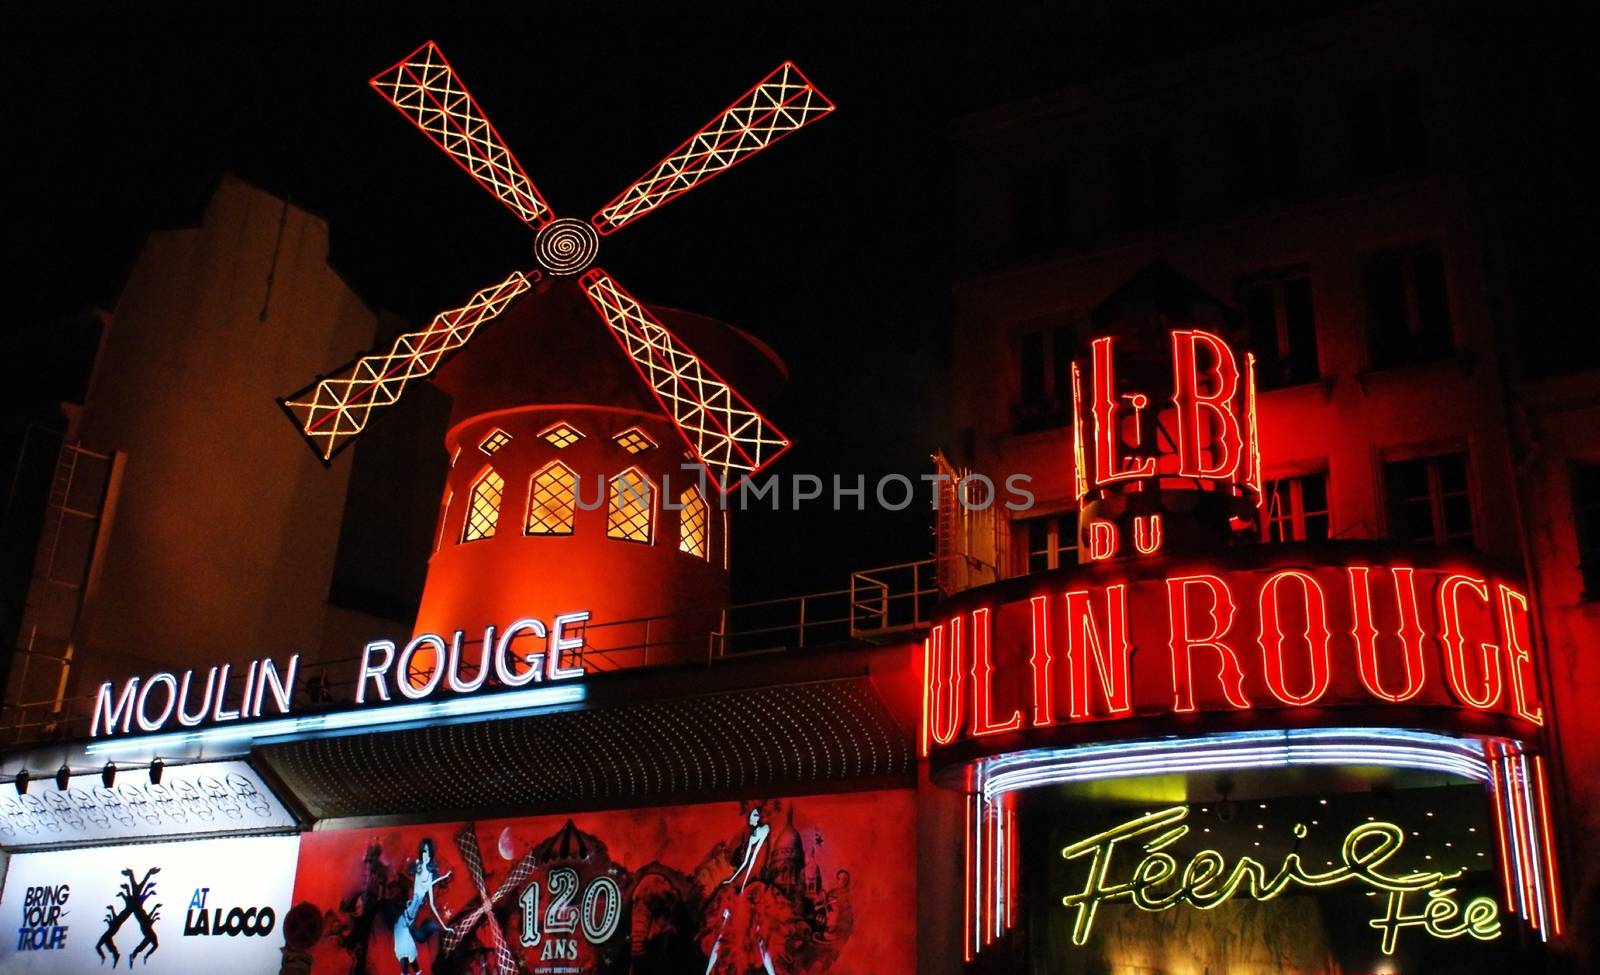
[96,867,162,968]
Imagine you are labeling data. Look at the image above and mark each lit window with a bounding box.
[1385,452,1474,546]
[614,427,656,454]
[479,428,513,455]
[1261,473,1330,542]
[462,469,505,542]
[526,462,578,536]
[678,484,709,559]
[1016,511,1077,573]
[540,422,584,449]
[607,468,654,543]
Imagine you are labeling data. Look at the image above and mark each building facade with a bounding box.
[0,5,1594,975]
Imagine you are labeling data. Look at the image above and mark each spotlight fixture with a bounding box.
[13,770,28,795]
[54,765,71,791]
[148,758,164,785]
[102,762,116,789]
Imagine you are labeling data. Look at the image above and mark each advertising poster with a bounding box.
[0,833,300,973]
[291,789,914,975]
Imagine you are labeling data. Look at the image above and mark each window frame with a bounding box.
[1381,448,1477,548]
[1237,267,1320,390]
[461,467,506,543]
[677,484,711,560]
[1362,241,1455,370]
[606,466,657,544]
[1259,470,1331,543]
[526,460,579,537]
[1014,508,1079,574]
[1569,462,1600,601]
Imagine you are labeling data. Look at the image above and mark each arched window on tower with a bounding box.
[527,462,578,535]
[678,484,709,559]
[607,468,655,543]
[462,468,505,542]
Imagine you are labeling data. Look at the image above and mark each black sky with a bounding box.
[7,3,1591,602]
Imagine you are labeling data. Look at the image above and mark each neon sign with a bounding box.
[1070,329,1262,562]
[922,555,1544,756]
[91,610,591,740]
[1059,805,1500,954]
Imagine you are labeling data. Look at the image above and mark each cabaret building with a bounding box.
[1,8,1597,975]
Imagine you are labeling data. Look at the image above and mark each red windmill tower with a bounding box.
[281,41,833,662]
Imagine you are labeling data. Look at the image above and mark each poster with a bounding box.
[291,789,914,974]
[0,833,299,973]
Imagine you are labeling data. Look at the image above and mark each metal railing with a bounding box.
[0,557,944,748]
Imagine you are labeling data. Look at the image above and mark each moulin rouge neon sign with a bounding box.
[924,323,1545,752]
[923,559,1545,751]
[1060,805,1501,954]
[90,610,590,739]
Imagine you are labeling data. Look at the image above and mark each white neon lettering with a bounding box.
[397,634,447,700]
[447,629,491,693]
[497,619,546,687]
[135,673,179,733]
[92,679,140,737]
[357,641,396,704]
[548,612,589,681]
[177,668,219,727]
[211,664,241,722]
[254,655,299,718]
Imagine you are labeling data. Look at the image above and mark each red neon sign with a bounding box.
[1073,329,1259,505]
[922,554,1544,754]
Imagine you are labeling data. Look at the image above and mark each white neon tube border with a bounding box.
[964,727,1507,956]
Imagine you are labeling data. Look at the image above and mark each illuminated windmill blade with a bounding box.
[580,269,790,486]
[371,40,553,228]
[591,61,835,235]
[282,270,536,462]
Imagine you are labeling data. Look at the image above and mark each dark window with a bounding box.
[1013,325,1074,432]
[1261,473,1330,543]
[1020,512,1078,573]
[1363,244,1452,368]
[1240,271,1319,388]
[1385,453,1475,546]
[1222,104,1302,205]
[1109,134,1177,230]
[1341,74,1426,179]
[1572,464,1600,600]
[1011,158,1072,254]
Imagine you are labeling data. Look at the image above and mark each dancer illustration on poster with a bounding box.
[701,804,816,975]
[705,806,775,974]
[393,838,452,974]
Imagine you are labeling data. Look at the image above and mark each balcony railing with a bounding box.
[0,557,943,748]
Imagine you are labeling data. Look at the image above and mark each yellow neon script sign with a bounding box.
[1059,806,1501,953]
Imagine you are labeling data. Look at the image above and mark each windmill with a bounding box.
[280,40,833,486]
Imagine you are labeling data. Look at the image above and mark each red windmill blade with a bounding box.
[590,60,835,234]
[283,43,831,484]
[280,270,535,461]
[371,40,553,227]
[581,269,789,482]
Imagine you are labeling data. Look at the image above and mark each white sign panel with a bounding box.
[0,761,295,851]
[0,833,298,972]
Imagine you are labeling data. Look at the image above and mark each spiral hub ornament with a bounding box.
[533,217,600,276]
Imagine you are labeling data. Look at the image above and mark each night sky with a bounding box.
[7,3,1591,603]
